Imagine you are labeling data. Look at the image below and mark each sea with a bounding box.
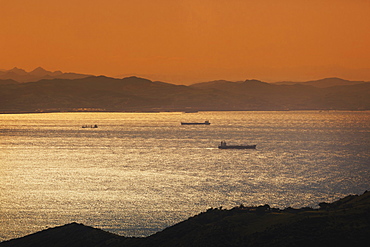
[1,111,369,241]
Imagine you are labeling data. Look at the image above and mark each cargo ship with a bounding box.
[218,141,256,149]
[181,120,210,125]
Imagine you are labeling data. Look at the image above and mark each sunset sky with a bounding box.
[1,0,370,84]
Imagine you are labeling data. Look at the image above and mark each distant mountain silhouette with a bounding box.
[0,76,369,113]
[1,191,369,247]
[190,78,370,110]
[190,79,272,93]
[0,67,91,83]
[273,77,367,88]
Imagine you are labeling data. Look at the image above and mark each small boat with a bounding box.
[82,124,98,128]
[218,141,256,149]
[181,120,210,125]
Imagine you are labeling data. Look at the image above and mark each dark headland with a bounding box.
[2,191,370,247]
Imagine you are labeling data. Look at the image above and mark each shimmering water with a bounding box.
[1,111,369,241]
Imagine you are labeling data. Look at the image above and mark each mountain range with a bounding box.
[1,191,369,247]
[0,69,369,113]
[0,67,90,83]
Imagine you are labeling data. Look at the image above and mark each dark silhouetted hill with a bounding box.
[0,76,369,113]
[0,79,18,85]
[1,191,369,247]
[0,223,131,247]
[189,78,370,111]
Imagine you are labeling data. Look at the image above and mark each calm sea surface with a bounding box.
[1,111,369,241]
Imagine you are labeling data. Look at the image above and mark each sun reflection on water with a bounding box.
[1,111,369,240]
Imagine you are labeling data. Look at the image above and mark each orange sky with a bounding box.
[1,0,370,84]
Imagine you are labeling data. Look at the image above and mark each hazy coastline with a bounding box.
[1,74,370,114]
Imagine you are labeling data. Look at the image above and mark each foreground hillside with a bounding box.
[2,191,369,247]
[1,76,369,113]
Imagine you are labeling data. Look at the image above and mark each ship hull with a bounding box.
[181,122,210,125]
[218,145,256,149]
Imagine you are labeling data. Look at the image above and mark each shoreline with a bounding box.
[1,109,369,115]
